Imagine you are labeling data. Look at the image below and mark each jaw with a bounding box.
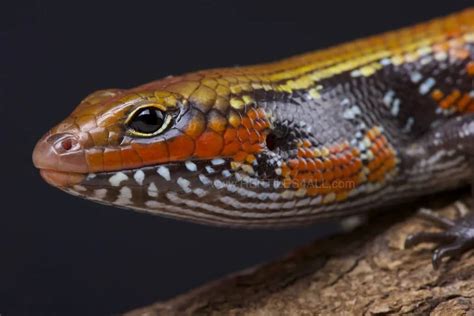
[39,169,86,188]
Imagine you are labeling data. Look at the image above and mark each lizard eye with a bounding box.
[127,106,172,137]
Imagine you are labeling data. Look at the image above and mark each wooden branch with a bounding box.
[126,197,474,315]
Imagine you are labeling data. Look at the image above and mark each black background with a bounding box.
[2,0,472,314]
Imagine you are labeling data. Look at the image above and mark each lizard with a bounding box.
[33,8,474,269]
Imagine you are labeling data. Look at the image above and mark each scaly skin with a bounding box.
[33,8,474,231]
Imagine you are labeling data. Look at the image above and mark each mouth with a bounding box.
[38,169,86,188]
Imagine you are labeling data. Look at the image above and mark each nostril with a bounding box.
[47,133,80,154]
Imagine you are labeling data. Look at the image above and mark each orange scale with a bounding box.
[336,191,349,202]
[184,116,206,139]
[132,141,169,163]
[207,116,227,134]
[168,134,195,160]
[304,148,316,158]
[288,158,300,169]
[223,128,238,144]
[282,178,293,189]
[241,142,258,153]
[254,120,267,131]
[120,147,143,169]
[297,158,308,170]
[103,148,123,171]
[374,141,386,153]
[248,130,261,144]
[312,170,323,182]
[330,144,343,154]
[467,61,474,76]
[333,167,343,180]
[314,158,325,169]
[378,135,388,145]
[233,151,248,162]
[306,159,317,171]
[366,129,378,141]
[237,127,250,142]
[241,117,253,129]
[344,152,354,162]
[281,163,290,177]
[322,170,334,182]
[303,139,312,148]
[247,108,259,120]
[306,187,320,197]
[466,101,474,112]
[351,147,360,156]
[367,158,379,171]
[195,131,224,158]
[246,154,256,164]
[367,171,380,182]
[322,157,334,170]
[221,141,241,156]
[457,94,471,112]
[319,184,333,195]
[440,98,454,109]
[85,148,104,173]
[296,147,304,157]
[289,168,299,178]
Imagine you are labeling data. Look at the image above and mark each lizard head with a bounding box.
[33,76,277,226]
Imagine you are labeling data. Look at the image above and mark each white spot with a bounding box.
[221,170,232,178]
[185,161,197,172]
[383,90,395,106]
[94,189,107,199]
[115,186,132,205]
[380,58,391,66]
[410,72,422,83]
[340,215,367,232]
[213,179,225,189]
[281,190,295,199]
[147,182,158,197]
[323,192,336,204]
[86,173,96,180]
[211,158,225,166]
[342,105,361,120]
[350,70,361,77]
[402,117,415,133]
[420,56,432,65]
[109,172,128,187]
[273,180,281,189]
[310,196,322,205]
[145,200,160,208]
[296,198,310,207]
[205,166,215,173]
[198,174,211,186]
[295,188,307,197]
[73,185,87,192]
[157,166,171,181]
[133,170,145,185]
[193,188,207,198]
[391,99,400,116]
[434,51,448,61]
[241,164,255,175]
[419,77,435,95]
[177,177,192,193]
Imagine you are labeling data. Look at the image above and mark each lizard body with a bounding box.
[33,9,474,264]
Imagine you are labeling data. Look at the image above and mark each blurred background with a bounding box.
[1,0,472,314]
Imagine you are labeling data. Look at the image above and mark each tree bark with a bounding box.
[125,196,474,315]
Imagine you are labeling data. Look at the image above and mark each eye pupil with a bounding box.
[129,107,165,134]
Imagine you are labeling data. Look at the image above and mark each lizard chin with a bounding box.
[39,169,85,188]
